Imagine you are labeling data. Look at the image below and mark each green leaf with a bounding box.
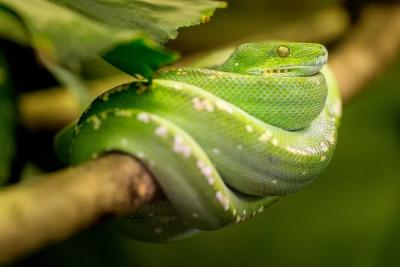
[49,0,227,44]
[103,38,178,79]
[0,50,15,185]
[0,0,224,82]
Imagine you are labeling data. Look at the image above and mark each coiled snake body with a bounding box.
[56,42,341,241]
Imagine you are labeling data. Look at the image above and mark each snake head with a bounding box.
[218,41,328,77]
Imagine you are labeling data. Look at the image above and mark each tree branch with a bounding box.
[329,4,400,104]
[18,74,132,130]
[0,154,159,264]
[1,3,400,265]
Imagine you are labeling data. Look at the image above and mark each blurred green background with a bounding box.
[3,0,400,266]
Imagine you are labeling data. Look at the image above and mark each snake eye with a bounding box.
[277,46,290,58]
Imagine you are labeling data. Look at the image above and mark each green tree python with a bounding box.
[55,42,342,241]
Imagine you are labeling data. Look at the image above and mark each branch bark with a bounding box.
[329,4,400,104]
[0,154,159,264]
[1,3,400,265]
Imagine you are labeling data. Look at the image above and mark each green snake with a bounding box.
[55,41,341,241]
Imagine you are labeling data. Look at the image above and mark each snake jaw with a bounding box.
[252,65,322,77]
[252,54,328,77]
[250,52,328,77]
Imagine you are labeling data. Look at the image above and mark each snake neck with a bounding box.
[157,68,328,131]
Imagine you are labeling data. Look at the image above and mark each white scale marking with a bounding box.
[192,97,214,112]
[215,191,230,211]
[245,125,254,133]
[115,110,133,117]
[173,135,192,158]
[155,126,168,138]
[259,131,272,143]
[197,160,213,181]
[88,116,101,130]
[137,112,150,123]
[271,138,279,146]
[215,100,233,114]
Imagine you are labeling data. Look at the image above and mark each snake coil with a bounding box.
[55,42,341,241]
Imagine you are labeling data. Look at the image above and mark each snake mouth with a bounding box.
[261,65,323,76]
[256,53,328,77]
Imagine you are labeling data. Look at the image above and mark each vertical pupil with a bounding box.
[277,46,290,57]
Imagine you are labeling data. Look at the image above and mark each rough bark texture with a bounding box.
[0,154,159,264]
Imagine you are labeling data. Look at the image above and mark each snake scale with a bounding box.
[55,42,341,241]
